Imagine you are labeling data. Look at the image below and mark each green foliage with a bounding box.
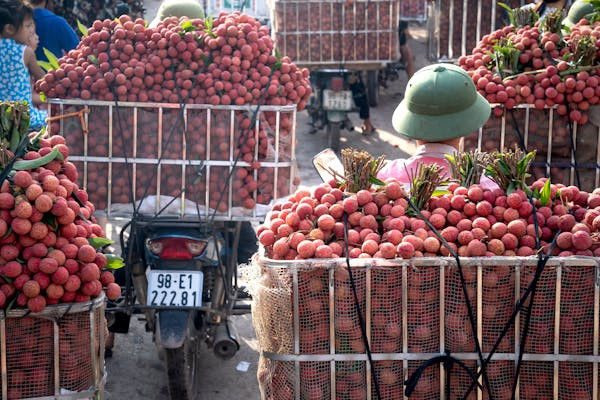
[77,20,88,36]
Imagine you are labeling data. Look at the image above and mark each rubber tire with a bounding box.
[164,337,201,400]
[366,70,379,107]
[327,122,341,153]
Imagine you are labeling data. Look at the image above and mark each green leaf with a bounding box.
[38,60,54,72]
[105,254,125,270]
[42,214,57,231]
[562,24,572,33]
[200,54,212,66]
[506,181,516,195]
[12,147,62,170]
[204,16,216,38]
[274,48,282,70]
[87,55,99,65]
[42,48,60,70]
[39,92,47,102]
[88,237,114,249]
[180,20,196,32]
[2,227,11,240]
[540,179,551,206]
[369,176,385,186]
[77,20,88,36]
[517,151,535,174]
[498,159,511,175]
[432,189,450,197]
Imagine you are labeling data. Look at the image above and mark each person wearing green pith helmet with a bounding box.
[377,64,497,190]
[563,0,597,27]
[148,0,204,28]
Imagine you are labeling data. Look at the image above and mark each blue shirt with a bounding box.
[33,8,79,62]
[0,39,48,130]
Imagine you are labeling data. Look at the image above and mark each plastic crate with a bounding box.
[250,256,599,400]
[47,99,298,221]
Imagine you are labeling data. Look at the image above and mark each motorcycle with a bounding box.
[116,217,250,400]
[306,69,356,152]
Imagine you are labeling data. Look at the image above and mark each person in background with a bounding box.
[563,0,596,27]
[399,20,415,79]
[0,0,47,130]
[26,29,44,108]
[378,63,496,190]
[28,0,79,63]
[349,72,376,134]
[520,0,571,21]
[148,0,204,28]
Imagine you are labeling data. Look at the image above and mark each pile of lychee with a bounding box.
[258,178,600,260]
[0,135,120,313]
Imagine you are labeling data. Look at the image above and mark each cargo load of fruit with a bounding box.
[456,6,600,191]
[0,102,120,399]
[400,0,427,22]
[267,0,400,68]
[429,0,528,61]
[461,103,600,192]
[0,295,107,400]
[248,148,600,399]
[38,13,310,219]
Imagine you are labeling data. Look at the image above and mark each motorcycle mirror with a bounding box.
[312,149,344,184]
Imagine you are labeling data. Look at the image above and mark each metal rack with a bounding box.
[0,294,106,400]
[47,99,298,221]
[461,104,600,191]
[253,256,600,400]
[268,0,400,68]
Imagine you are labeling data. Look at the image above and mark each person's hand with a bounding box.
[28,32,39,52]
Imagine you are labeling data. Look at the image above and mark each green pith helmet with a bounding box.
[564,0,596,27]
[149,0,205,28]
[392,63,491,142]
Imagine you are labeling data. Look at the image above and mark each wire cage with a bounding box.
[400,0,428,22]
[47,99,298,221]
[250,256,599,400]
[268,0,400,69]
[428,0,534,61]
[461,104,600,192]
[0,294,106,400]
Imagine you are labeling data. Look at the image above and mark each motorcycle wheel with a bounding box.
[327,122,341,153]
[165,335,202,400]
[366,70,379,107]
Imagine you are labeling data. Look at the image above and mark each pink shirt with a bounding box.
[378,143,498,190]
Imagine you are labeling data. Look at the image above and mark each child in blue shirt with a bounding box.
[0,0,47,130]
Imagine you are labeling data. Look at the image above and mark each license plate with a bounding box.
[323,90,353,111]
[147,270,203,307]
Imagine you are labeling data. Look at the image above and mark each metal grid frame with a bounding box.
[429,0,533,61]
[0,294,106,400]
[459,103,600,189]
[47,99,298,221]
[268,0,400,68]
[400,0,428,22]
[255,255,600,400]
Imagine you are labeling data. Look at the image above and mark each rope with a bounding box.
[342,211,382,400]
[403,196,494,399]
